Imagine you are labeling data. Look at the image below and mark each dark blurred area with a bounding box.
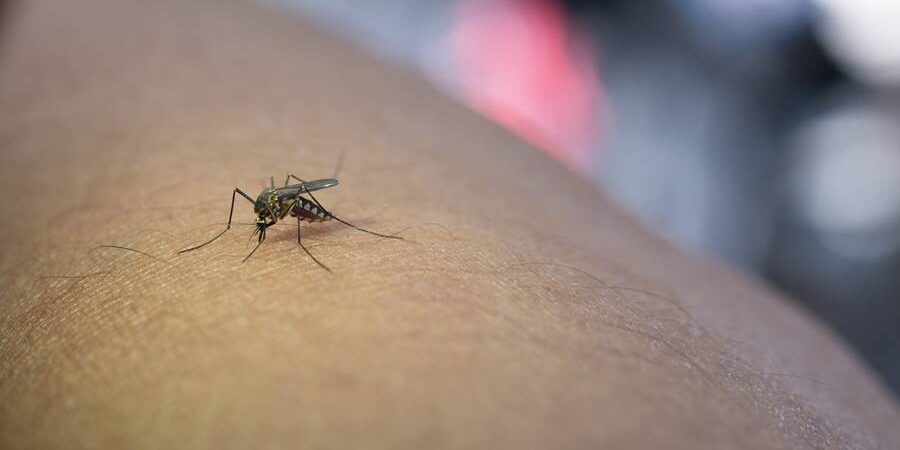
[280,0,900,394]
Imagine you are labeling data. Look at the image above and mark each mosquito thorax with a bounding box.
[253,189,275,214]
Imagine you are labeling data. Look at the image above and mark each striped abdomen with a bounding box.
[291,196,332,222]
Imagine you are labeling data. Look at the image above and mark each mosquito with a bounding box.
[178,174,401,270]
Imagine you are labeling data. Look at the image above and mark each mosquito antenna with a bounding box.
[270,176,275,189]
[331,151,346,179]
[302,187,402,240]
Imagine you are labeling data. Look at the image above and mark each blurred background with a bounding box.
[270,0,900,396]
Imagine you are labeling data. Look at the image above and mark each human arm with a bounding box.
[0,0,898,448]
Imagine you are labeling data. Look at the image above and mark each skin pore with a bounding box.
[1,0,899,448]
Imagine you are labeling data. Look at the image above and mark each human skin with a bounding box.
[0,0,898,448]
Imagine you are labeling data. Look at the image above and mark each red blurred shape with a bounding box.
[451,0,603,169]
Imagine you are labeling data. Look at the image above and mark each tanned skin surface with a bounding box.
[1,0,898,448]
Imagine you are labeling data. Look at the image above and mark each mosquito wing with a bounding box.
[298,178,338,192]
[275,178,339,198]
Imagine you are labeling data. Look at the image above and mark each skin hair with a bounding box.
[1,0,899,448]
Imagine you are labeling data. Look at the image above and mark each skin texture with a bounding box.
[0,0,899,448]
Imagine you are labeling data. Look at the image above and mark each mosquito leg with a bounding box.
[295,195,331,272]
[178,188,255,254]
[287,174,308,184]
[280,199,296,220]
[301,187,402,240]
